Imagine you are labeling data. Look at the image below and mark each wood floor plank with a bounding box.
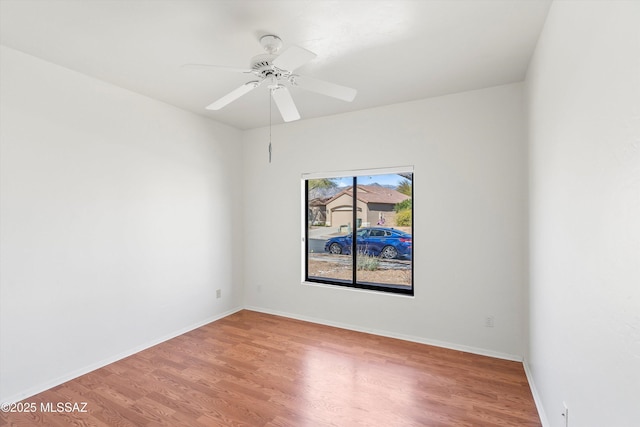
[1,310,541,426]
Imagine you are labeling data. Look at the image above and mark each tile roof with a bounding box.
[327,185,410,205]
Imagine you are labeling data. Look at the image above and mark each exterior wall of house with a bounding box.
[367,202,397,226]
[356,199,368,227]
[326,194,368,228]
[326,195,403,228]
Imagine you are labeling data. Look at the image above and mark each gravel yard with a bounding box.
[308,254,411,287]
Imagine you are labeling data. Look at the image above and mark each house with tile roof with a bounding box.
[324,185,411,228]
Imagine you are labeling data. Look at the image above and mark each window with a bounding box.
[303,167,413,295]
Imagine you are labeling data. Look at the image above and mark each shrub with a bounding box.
[396,209,412,226]
[394,199,412,213]
[357,253,380,271]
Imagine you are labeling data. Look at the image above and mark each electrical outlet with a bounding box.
[484,315,495,328]
[562,402,569,427]
[216,289,222,299]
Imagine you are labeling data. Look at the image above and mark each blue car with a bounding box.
[324,227,412,260]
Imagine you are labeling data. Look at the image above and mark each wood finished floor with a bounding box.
[1,310,541,426]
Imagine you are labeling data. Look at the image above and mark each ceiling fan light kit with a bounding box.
[188,34,357,122]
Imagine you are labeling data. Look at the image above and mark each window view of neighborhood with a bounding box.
[306,172,413,294]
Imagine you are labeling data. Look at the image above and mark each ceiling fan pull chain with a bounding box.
[269,88,272,163]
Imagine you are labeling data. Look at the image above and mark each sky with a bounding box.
[335,173,410,188]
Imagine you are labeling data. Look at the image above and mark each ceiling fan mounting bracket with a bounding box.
[260,35,283,54]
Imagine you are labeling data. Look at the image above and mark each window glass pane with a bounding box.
[307,177,353,283]
[354,173,412,289]
[304,169,413,295]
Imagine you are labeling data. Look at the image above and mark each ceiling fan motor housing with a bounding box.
[250,53,276,72]
[250,53,290,81]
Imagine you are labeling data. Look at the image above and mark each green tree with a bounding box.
[396,179,412,196]
[308,178,337,190]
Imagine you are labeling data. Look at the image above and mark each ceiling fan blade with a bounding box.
[273,45,317,71]
[291,75,357,102]
[271,86,300,122]
[206,81,261,110]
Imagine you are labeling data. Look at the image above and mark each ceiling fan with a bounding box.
[185,35,357,122]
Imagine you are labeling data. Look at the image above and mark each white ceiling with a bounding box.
[0,0,551,130]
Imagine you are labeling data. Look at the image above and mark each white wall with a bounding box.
[243,83,528,359]
[0,46,244,402]
[526,1,640,426]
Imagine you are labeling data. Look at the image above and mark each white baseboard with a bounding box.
[2,306,243,404]
[523,358,550,427]
[244,305,524,362]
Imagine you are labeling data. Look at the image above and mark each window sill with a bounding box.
[302,280,415,298]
